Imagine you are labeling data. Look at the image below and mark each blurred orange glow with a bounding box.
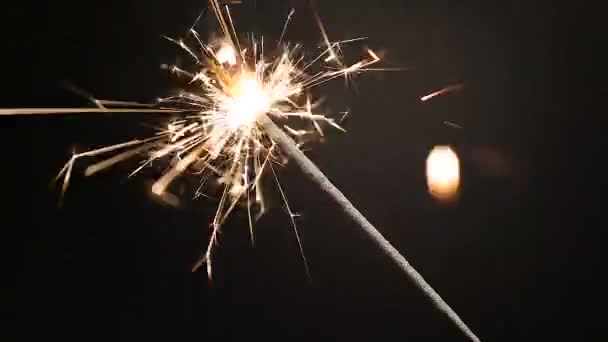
[426,146,460,201]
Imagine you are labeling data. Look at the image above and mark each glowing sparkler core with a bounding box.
[226,72,270,129]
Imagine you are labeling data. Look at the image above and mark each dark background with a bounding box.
[2,0,601,341]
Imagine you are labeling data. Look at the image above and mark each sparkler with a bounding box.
[6,1,381,277]
[1,1,479,340]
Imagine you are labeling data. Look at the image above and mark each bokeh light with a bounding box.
[426,146,460,201]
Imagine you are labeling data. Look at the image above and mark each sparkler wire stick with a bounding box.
[258,114,480,342]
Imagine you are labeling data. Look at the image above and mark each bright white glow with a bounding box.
[426,146,460,200]
[216,44,237,65]
[225,74,270,129]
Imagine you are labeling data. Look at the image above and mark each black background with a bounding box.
[3,0,602,341]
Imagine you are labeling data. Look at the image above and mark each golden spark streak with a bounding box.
[0,108,178,115]
[420,83,464,102]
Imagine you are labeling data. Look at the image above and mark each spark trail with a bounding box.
[421,83,464,102]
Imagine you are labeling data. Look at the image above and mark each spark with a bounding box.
[443,120,464,129]
[278,8,295,45]
[0,108,179,115]
[421,83,464,102]
[339,108,351,123]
